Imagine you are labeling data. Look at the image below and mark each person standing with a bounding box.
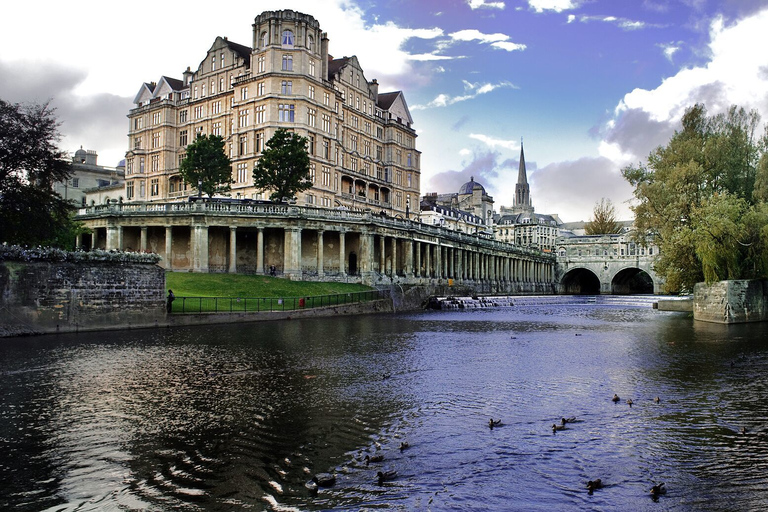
[167,289,175,314]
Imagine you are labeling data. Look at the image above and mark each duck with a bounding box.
[586,479,603,492]
[627,398,634,407]
[365,454,384,465]
[650,482,666,496]
[489,418,502,429]
[612,394,620,402]
[654,396,661,403]
[561,416,576,425]
[377,470,397,485]
[741,426,748,435]
[399,442,410,452]
[312,473,336,488]
[552,423,566,433]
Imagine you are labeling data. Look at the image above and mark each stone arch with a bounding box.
[611,267,654,294]
[561,267,600,295]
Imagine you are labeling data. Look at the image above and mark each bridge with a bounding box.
[555,233,663,294]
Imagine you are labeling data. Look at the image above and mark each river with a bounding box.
[2,299,768,511]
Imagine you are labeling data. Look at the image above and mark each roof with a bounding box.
[327,57,350,79]
[458,177,486,195]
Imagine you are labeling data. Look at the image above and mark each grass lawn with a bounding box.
[166,272,373,298]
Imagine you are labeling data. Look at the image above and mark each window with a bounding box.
[351,135,357,151]
[211,80,215,94]
[307,108,316,127]
[237,162,248,183]
[220,52,225,68]
[308,134,315,155]
[211,55,216,71]
[257,82,265,96]
[281,80,292,95]
[323,138,330,159]
[282,30,294,47]
[307,34,314,52]
[257,55,265,73]
[278,104,294,122]
[179,110,188,123]
[308,85,315,100]
[255,105,266,124]
[309,60,315,77]
[323,92,330,106]
[134,117,143,130]
[195,126,204,137]
[322,166,331,187]
[212,101,221,114]
[126,159,133,175]
[72,178,79,188]
[260,31,268,48]
[351,158,357,172]
[255,131,264,153]
[194,105,204,119]
[239,109,249,127]
[151,154,159,172]
[152,112,161,124]
[134,136,142,150]
[322,114,331,132]
[364,162,371,177]
[241,87,248,101]
[305,193,315,205]
[407,153,412,167]
[282,55,293,71]
[152,133,160,148]
[202,83,206,97]
[239,135,247,156]
[126,181,134,199]
[364,140,370,156]
[219,77,224,92]
[309,163,316,183]
[150,178,159,196]
[212,122,221,136]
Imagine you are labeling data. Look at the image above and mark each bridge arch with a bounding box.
[561,267,600,295]
[611,267,654,295]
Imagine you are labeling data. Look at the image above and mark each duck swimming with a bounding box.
[377,470,397,485]
[561,416,576,425]
[489,418,502,429]
[654,396,661,403]
[365,454,384,465]
[627,398,634,407]
[612,394,620,402]
[552,423,566,433]
[399,442,409,452]
[650,482,666,496]
[586,479,603,492]
[311,473,336,487]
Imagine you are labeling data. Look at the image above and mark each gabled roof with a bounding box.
[377,91,413,125]
[133,82,156,105]
[328,56,350,79]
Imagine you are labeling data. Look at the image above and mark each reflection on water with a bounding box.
[2,303,768,511]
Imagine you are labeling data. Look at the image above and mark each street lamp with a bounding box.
[405,197,410,220]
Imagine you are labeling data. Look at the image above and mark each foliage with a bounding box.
[166,271,372,298]
[0,244,161,264]
[0,99,80,247]
[584,198,622,235]
[179,134,233,197]
[622,103,768,292]
[252,129,312,202]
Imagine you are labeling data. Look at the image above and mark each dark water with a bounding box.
[2,302,768,511]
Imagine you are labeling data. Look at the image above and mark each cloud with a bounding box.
[658,42,681,62]
[448,29,526,52]
[412,80,518,110]
[528,0,579,13]
[469,133,520,151]
[467,0,505,9]
[574,15,652,30]
[427,150,501,194]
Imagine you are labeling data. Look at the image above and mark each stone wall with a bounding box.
[1,261,166,336]
[693,279,768,324]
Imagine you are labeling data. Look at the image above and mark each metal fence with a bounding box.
[171,289,390,314]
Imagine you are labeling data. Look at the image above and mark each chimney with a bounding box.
[321,32,329,81]
[370,79,379,103]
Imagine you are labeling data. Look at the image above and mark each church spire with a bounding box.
[514,138,533,213]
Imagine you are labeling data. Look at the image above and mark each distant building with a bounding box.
[419,193,487,235]
[420,176,495,228]
[124,9,420,216]
[54,148,125,207]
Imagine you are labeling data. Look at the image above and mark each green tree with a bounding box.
[0,99,81,247]
[584,198,622,235]
[179,134,232,197]
[253,129,311,202]
[622,103,768,292]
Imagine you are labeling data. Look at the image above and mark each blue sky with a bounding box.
[2,0,767,221]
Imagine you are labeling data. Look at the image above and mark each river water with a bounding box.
[2,299,768,511]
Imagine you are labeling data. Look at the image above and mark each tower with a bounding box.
[513,139,533,214]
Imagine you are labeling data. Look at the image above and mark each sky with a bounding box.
[2,0,768,222]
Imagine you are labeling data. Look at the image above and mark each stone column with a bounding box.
[229,226,237,273]
[339,230,346,276]
[106,226,118,250]
[405,238,413,276]
[140,227,148,252]
[317,230,325,277]
[415,241,421,277]
[256,227,265,274]
[425,243,432,278]
[192,224,209,272]
[117,226,123,251]
[75,233,82,249]
[379,235,386,275]
[391,237,397,277]
[165,226,173,270]
[284,228,302,278]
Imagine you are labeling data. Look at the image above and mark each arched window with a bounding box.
[260,31,268,48]
[307,34,314,52]
[282,30,294,47]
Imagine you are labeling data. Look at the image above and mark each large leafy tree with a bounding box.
[179,134,233,197]
[0,99,81,247]
[253,129,311,202]
[584,198,622,235]
[622,103,768,292]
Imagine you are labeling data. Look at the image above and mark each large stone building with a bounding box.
[54,148,124,207]
[125,10,420,216]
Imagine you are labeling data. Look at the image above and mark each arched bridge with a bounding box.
[555,235,662,294]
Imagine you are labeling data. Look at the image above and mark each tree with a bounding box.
[178,134,232,197]
[622,103,768,293]
[584,198,622,235]
[0,99,80,247]
[253,129,311,202]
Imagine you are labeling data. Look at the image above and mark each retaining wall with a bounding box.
[693,279,768,324]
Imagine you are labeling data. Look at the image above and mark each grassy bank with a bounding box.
[165,272,373,298]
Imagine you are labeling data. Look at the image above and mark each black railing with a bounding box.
[171,289,389,314]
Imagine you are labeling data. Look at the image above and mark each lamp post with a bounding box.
[405,197,410,220]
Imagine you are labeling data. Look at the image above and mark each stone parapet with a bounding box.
[693,279,768,324]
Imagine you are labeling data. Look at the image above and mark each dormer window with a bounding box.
[282,30,294,47]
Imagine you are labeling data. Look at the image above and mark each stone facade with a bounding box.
[125,9,419,216]
[0,261,166,336]
[693,279,768,324]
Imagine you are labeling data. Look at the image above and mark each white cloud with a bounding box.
[469,133,520,151]
[449,29,527,52]
[459,148,472,156]
[567,14,576,23]
[659,42,681,62]
[412,80,518,110]
[468,0,505,10]
[528,0,579,13]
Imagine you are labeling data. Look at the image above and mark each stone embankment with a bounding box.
[693,279,768,324]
